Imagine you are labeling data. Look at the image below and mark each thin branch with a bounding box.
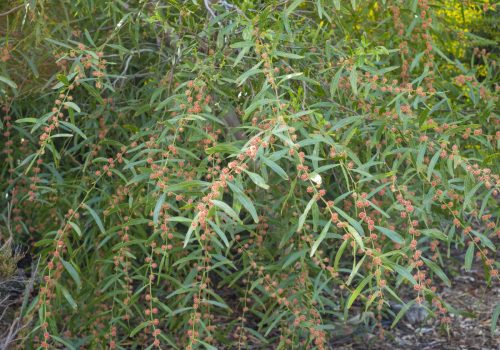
[1,201,14,246]
[113,54,134,87]
[0,260,38,349]
[0,4,24,17]
[204,0,216,19]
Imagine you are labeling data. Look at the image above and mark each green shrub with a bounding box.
[0,1,498,349]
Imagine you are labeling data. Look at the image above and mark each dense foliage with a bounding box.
[0,0,499,349]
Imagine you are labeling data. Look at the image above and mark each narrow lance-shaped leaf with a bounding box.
[346,256,366,286]
[347,274,372,310]
[375,226,404,244]
[492,304,500,335]
[297,197,315,232]
[183,212,200,248]
[347,225,364,251]
[422,257,451,287]
[82,203,105,234]
[310,220,331,257]
[56,283,77,310]
[391,300,416,328]
[261,157,289,180]
[211,200,242,224]
[227,182,259,223]
[153,193,166,225]
[244,170,270,190]
[67,221,82,237]
[61,259,82,290]
[208,220,230,248]
[464,244,474,271]
[0,75,17,89]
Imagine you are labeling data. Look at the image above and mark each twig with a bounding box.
[1,202,14,246]
[204,0,216,19]
[0,4,24,17]
[204,0,247,21]
[113,54,134,88]
[0,259,39,349]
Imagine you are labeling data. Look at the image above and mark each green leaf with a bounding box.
[330,67,343,96]
[211,200,242,223]
[346,256,366,286]
[333,206,365,235]
[203,298,230,310]
[463,182,483,210]
[166,180,210,193]
[347,225,364,251]
[492,304,500,335]
[205,143,240,155]
[227,182,259,223]
[236,62,263,86]
[297,198,315,232]
[277,72,305,85]
[410,52,425,72]
[233,46,250,67]
[59,121,87,139]
[0,75,17,89]
[433,45,453,63]
[285,0,304,15]
[51,335,76,350]
[274,51,304,59]
[198,340,218,350]
[153,193,166,225]
[310,220,331,257]
[236,192,259,223]
[375,226,404,244]
[50,133,73,139]
[416,143,427,171]
[392,264,417,285]
[261,157,288,180]
[82,203,105,234]
[15,117,38,124]
[231,41,253,49]
[265,311,287,337]
[31,111,55,133]
[391,300,416,328]
[422,257,451,287]
[426,151,440,181]
[84,28,96,47]
[283,249,306,269]
[244,170,270,190]
[208,220,230,248]
[334,239,349,270]
[330,115,361,131]
[183,213,199,248]
[45,38,73,49]
[57,283,77,310]
[130,321,149,337]
[464,244,474,271]
[347,274,372,309]
[471,229,496,251]
[349,68,358,95]
[61,259,82,290]
[67,221,82,237]
[420,229,447,241]
[63,102,81,113]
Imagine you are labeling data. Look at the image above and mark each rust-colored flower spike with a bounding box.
[2,1,499,349]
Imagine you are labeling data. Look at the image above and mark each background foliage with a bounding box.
[0,0,499,349]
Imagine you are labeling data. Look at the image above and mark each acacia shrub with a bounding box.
[0,1,499,349]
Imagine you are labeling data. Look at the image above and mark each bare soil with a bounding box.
[332,268,499,350]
